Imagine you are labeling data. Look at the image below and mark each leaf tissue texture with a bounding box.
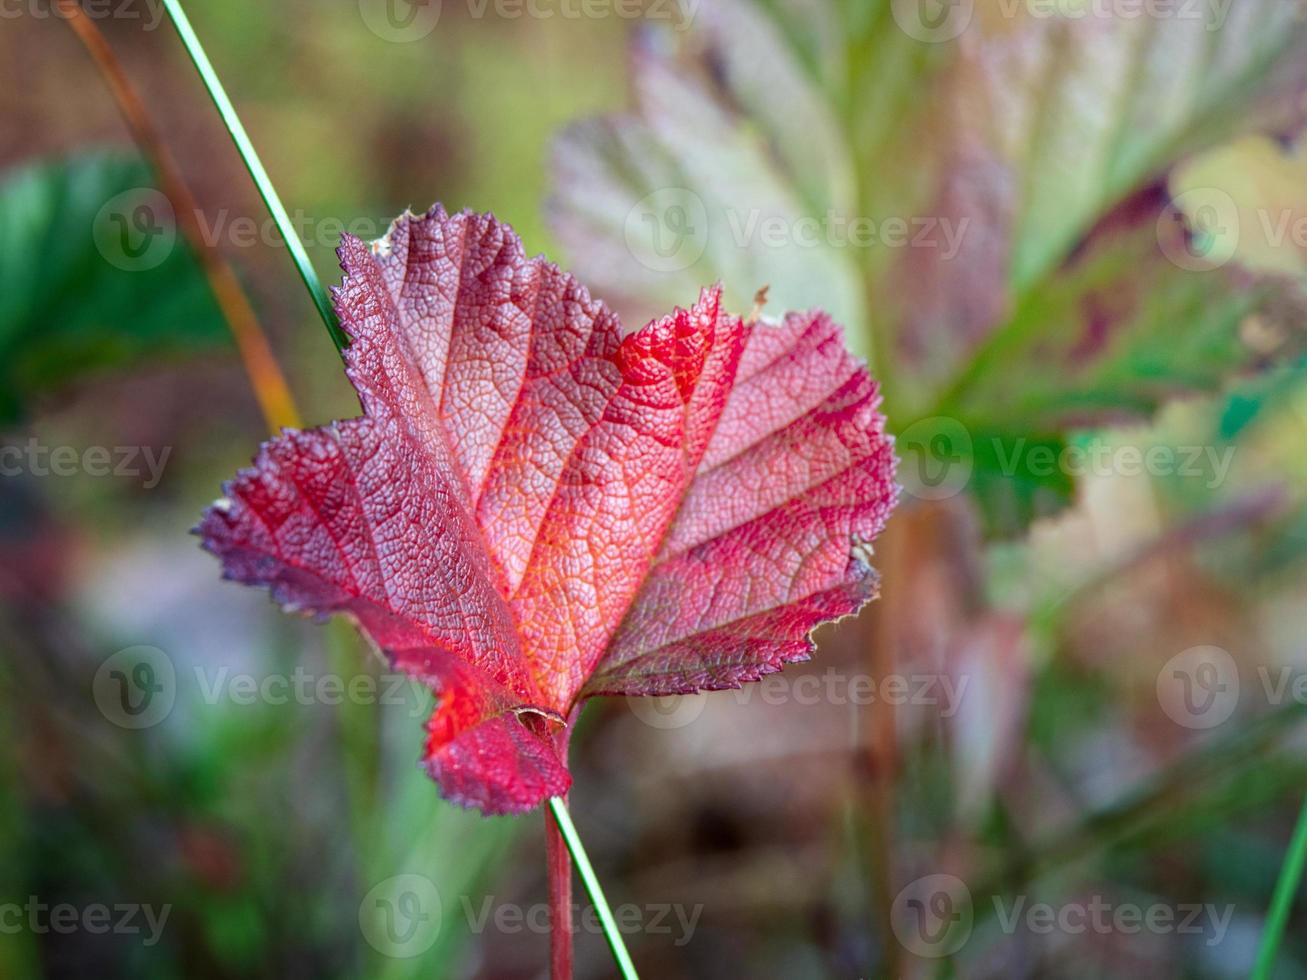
[199,207,897,814]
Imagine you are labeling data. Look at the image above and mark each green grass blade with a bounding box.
[548,796,640,980]
[160,0,346,352]
[157,10,639,979]
[1253,792,1307,980]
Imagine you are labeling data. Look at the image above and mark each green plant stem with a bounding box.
[1252,792,1307,980]
[160,0,346,352]
[548,797,639,980]
[158,8,637,978]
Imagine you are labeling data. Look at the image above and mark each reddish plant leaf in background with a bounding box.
[198,207,897,814]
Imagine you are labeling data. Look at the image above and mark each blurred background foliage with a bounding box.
[4,0,1307,977]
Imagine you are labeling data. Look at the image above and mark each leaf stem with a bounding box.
[545,795,574,979]
[547,797,640,980]
[58,0,301,432]
[160,0,346,352]
[1252,792,1307,980]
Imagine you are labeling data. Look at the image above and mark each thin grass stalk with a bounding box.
[1252,792,1307,979]
[57,0,301,432]
[160,0,346,351]
[157,5,639,976]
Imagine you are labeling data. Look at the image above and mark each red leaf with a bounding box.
[199,207,897,814]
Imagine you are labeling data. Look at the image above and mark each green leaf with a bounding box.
[850,1,1307,406]
[549,0,1307,416]
[549,2,867,355]
[941,183,1303,430]
[0,152,228,420]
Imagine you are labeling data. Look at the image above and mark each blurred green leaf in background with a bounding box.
[0,153,228,421]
